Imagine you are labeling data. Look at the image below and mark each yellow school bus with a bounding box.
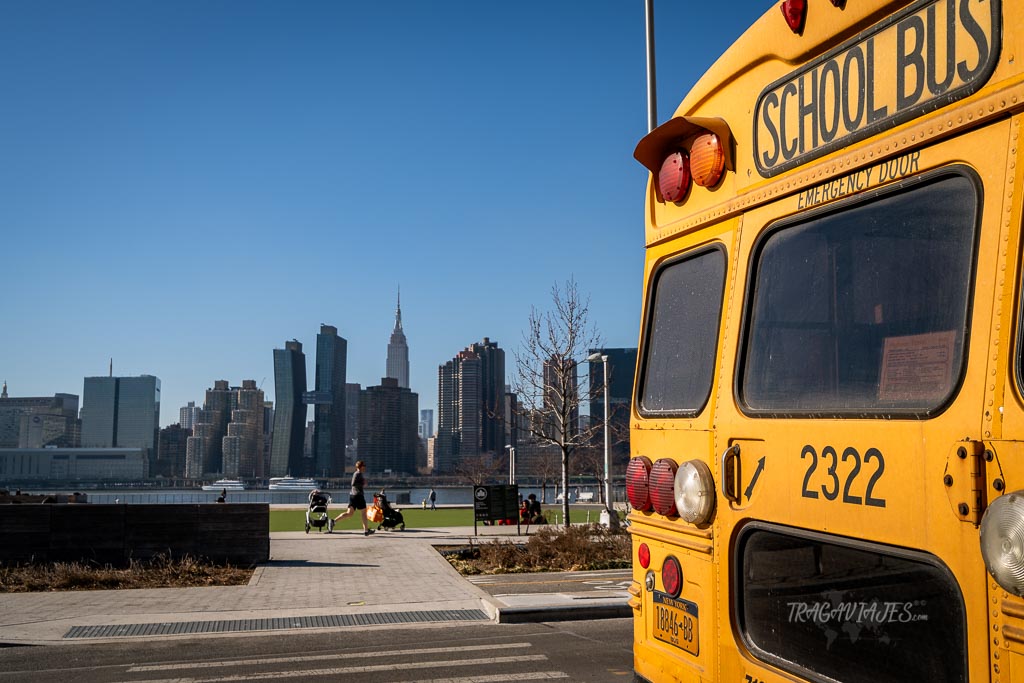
[626,0,1021,680]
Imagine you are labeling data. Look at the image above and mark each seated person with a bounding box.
[526,494,546,524]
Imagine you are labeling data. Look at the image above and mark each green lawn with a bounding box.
[269,505,610,532]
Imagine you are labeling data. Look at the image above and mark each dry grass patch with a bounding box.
[444,524,631,575]
[0,555,253,593]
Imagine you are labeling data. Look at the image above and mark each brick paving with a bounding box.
[0,527,510,645]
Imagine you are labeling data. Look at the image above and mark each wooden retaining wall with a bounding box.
[0,504,269,567]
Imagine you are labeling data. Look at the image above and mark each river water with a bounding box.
[18,485,604,507]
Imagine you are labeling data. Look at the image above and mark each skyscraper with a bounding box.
[179,401,200,430]
[81,375,161,471]
[0,389,79,449]
[435,338,505,474]
[385,290,410,388]
[436,349,480,475]
[189,380,232,475]
[418,409,434,440]
[588,347,638,461]
[469,338,505,454]
[310,324,347,478]
[223,379,265,479]
[358,377,418,475]
[270,340,307,477]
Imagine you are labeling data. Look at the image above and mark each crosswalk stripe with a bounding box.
[128,642,532,672]
[132,654,549,683]
[411,673,569,682]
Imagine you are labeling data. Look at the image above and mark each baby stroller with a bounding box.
[306,490,334,533]
[373,491,405,531]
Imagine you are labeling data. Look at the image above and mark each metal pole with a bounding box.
[603,355,611,513]
[645,0,658,133]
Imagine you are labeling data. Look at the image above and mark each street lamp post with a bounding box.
[505,445,516,486]
[587,352,615,527]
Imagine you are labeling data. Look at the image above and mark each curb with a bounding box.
[495,602,632,624]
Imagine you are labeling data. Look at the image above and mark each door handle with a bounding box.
[721,444,741,504]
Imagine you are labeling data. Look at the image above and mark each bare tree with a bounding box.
[511,278,601,527]
[532,444,561,504]
[455,452,504,486]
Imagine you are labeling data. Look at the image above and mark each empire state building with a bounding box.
[385,290,410,388]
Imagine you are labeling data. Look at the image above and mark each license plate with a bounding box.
[652,591,699,655]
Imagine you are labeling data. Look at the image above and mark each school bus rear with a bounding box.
[627,0,1024,681]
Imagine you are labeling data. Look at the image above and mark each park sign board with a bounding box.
[473,484,520,534]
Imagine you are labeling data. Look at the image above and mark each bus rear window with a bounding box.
[638,247,726,416]
[740,172,979,416]
[736,525,967,683]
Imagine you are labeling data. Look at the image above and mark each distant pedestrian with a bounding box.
[220,487,227,500]
[429,487,436,511]
[334,460,375,536]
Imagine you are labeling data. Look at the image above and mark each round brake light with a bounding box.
[662,555,682,597]
[658,151,690,202]
[626,456,653,512]
[650,459,679,517]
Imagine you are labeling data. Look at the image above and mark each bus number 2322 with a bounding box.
[800,445,885,507]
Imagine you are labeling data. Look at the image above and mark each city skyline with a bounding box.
[0,2,771,428]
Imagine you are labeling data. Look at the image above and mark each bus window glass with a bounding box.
[737,526,966,682]
[741,174,978,415]
[639,247,726,416]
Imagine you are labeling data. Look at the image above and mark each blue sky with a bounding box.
[0,1,771,427]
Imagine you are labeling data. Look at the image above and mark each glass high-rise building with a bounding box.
[587,347,638,461]
[311,324,347,478]
[81,375,161,472]
[270,340,307,477]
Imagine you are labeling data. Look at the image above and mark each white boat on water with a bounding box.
[268,476,321,491]
[201,479,246,491]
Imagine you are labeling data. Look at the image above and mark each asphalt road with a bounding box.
[0,618,635,682]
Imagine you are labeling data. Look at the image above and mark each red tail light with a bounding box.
[662,555,682,597]
[650,459,678,516]
[626,456,653,512]
[638,543,651,569]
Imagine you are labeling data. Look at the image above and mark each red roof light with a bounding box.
[781,0,807,33]
[658,151,691,203]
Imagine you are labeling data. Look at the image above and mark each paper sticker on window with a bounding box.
[878,331,956,401]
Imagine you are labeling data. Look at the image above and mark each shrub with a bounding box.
[444,524,631,575]
[0,554,252,593]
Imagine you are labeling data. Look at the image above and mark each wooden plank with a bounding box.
[50,505,125,566]
[0,506,51,565]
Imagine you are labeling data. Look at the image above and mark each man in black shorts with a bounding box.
[333,460,375,536]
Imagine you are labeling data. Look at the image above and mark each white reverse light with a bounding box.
[981,490,1024,596]
[673,459,716,525]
